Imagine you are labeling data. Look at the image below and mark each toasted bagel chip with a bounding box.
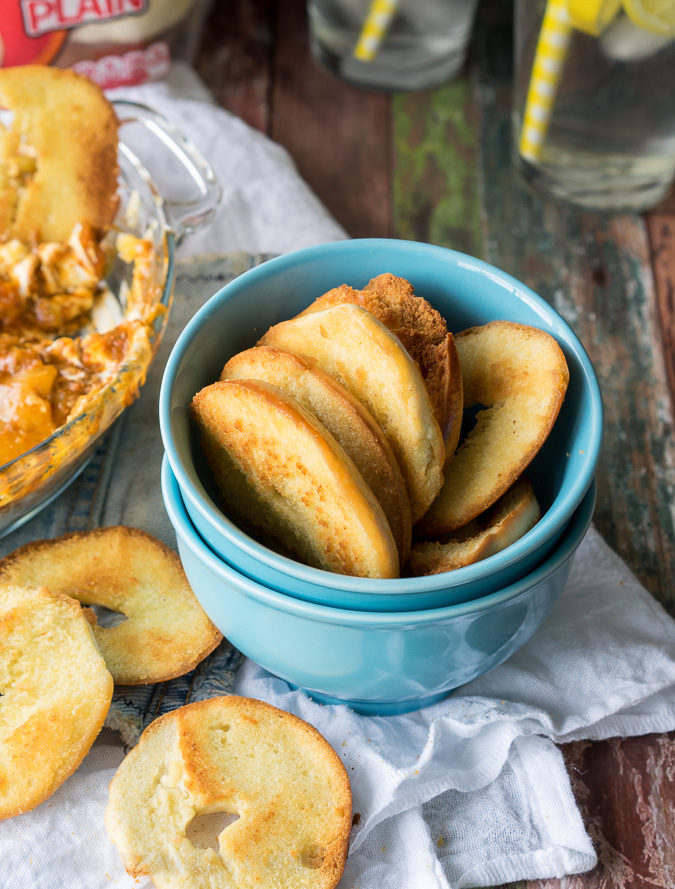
[407,477,541,575]
[299,273,463,449]
[221,346,412,564]
[0,585,113,819]
[418,322,568,536]
[105,696,352,889]
[260,303,445,522]
[0,528,222,686]
[192,379,399,578]
[0,66,118,242]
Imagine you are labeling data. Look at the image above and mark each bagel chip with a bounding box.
[0,66,119,242]
[221,346,412,564]
[105,696,352,889]
[418,322,568,536]
[0,585,113,819]
[260,303,445,522]
[192,379,399,578]
[0,528,222,686]
[299,273,463,451]
[407,477,541,575]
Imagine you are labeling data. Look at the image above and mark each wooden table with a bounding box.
[196,2,675,886]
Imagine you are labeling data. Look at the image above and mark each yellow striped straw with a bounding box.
[519,0,572,163]
[353,0,400,61]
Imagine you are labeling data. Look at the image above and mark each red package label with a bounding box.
[0,1,67,66]
[72,40,170,88]
[21,0,147,37]
[0,0,202,88]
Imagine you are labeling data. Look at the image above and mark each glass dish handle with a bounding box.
[113,99,222,243]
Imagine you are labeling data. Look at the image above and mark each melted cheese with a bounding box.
[0,225,155,467]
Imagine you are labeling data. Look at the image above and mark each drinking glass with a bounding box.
[513,0,675,211]
[308,0,478,90]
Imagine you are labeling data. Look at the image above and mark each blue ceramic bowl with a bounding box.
[160,239,602,611]
[162,457,595,714]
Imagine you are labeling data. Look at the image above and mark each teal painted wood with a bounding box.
[471,0,675,612]
[393,79,482,257]
[647,212,675,415]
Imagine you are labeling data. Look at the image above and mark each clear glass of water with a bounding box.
[308,0,479,90]
[513,0,675,212]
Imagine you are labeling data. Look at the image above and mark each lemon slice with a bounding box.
[567,0,621,34]
[622,0,675,34]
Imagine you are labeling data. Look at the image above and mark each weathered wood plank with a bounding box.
[645,213,675,414]
[470,9,675,882]
[392,78,481,256]
[472,0,675,612]
[523,734,675,889]
[195,0,273,133]
[651,182,675,214]
[270,0,392,238]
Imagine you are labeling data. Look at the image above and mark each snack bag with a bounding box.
[0,0,210,88]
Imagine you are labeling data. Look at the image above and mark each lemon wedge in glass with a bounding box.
[622,0,675,35]
[567,0,621,34]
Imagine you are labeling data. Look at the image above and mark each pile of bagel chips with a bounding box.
[193,273,569,578]
[0,529,354,889]
[0,527,222,821]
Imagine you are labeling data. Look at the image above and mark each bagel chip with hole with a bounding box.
[0,527,222,686]
[418,321,568,536]
[105,696,352,889]
[407,477,541,576]
[0,585,113,819]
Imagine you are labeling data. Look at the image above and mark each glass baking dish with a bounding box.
[0,101,221,538]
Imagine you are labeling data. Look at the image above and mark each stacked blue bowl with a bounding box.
[159,240,603,713]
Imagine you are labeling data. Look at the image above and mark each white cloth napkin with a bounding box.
[110,64,346,257]
[1,64,674,889]
[234,526,675,889]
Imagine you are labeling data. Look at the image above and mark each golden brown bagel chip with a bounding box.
[192,379,399,578]
[260,303,445,522]
[0,585,113,819]
[299,273,463,449]
[221,346,412,563]
[0,66,118,242]
[418,322,568,536]
[105,696,352,889]
[0,528,222,685]
[407,477,541,575]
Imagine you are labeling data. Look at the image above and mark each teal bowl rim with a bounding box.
[159,238,603,595]
[161,454,596,627]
